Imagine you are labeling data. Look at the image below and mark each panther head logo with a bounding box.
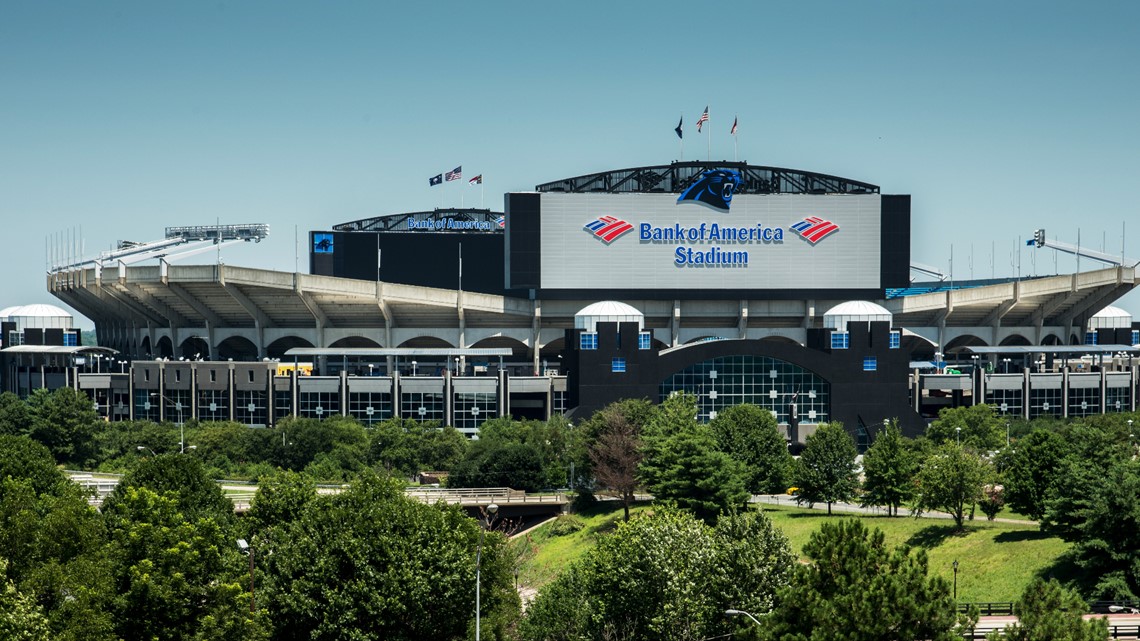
[677,169,742,212]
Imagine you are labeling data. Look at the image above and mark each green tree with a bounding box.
[860,419,918,516]
[709,403,793,494]
[245,471,318,536]
[764,519,975,641]
[26,388,100,465]
[639,393,750,522]
[103,453,234,523]
[999,428,1067,520]
[914,443,991,529]
[0,559,52,641]
[102,486,264,641]
[449,441,547,491]
[926,404,1005,451]
[521,506,793,641]
[263,471,517,641]
[987,578,1109,641]
[794,422,858,515]
[1041,424,1128,540]
[271,416,369,473]
[0,392,31,436]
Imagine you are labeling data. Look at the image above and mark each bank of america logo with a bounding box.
[790,216,840,244]
[583,216,633,244]
[494,216,505,228]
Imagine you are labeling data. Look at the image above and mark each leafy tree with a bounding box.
[914,443,991,529]
[103,453,234,523]
[639,393,750,522]
[102,486,265,641]
[709,403,793,494]
[449,441,546,491]
[1050,456,1140,599]
[577,398,655,492]
[271,416,369,473]
[0,558,52,641]
[1041,424,1129,540]
[794,422,859,515]
[245,470,318,536]
[588,405,642,520]
[978,483,1004,521]
[0,392,31,436]
[926,404,1005,451]
[26,388,100,465]
[521,506,793,641]
[987,578,1109,641]
[764,519,975,641]
[263,471,517,641]
[860,419,918,516]
[998,428,1067,520]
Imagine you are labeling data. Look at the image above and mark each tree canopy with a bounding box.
[794,422,858,515]
[914,443,991,529]
[859,419,917,516]
[764,519,974,641]
[709,403,793,494]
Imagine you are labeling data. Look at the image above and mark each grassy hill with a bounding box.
[515,501,1071,603]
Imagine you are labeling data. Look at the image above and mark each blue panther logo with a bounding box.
[677,169,742,212]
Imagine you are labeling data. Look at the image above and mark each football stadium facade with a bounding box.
[18,161,1140,442]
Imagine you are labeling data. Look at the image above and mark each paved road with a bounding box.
[750,494,1037,526]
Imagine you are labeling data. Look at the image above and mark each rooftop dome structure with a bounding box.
[1088,305,1132,329]
[823,300,892,331]
[574,301,644,332]
[0,306,19,320]
[5,304,74,330]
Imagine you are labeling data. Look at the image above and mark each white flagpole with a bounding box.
[733,121,738,162]
[680,114,684,161]
[481,178,484,209]
[706,105,711,161]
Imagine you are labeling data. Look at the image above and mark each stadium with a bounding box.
[13,160,1140,443]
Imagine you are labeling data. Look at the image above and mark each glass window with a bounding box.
[63,332,78,346]
[1084,332,1097,345]
[454,392,496,434]
[639,332,652,350]
[889,331,901,349]
[580,333,598,350]
[612,357,626,373]
[1132,330,1139,346]
[863,357,877,372]
[660,355,830,424]
[831,332,849,349]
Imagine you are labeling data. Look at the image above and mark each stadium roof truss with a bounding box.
[534,161,880,195]
[333,208,503,232]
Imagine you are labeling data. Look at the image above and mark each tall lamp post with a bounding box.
[237,539,254,613]
[151,392,188,453]
[475,503,498,641]
[952,560,959,600]
[725,609,768,628]
[955,426,961,446]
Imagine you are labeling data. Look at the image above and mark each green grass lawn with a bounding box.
[758,503,1069,603]
[516,500,1070,603]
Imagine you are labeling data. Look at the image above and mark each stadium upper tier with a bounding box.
[47,262,1137,364]
[534,161,879,195]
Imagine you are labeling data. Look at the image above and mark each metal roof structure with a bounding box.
[284,347,514,358]
[534,161,879,195]
[332,208,504,233]
[0,345,118,355]
[962,345,1139,355]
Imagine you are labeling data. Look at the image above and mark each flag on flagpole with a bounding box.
[429,174,443,186]
[445,166,462,181]
[730,116,738,136]
[674,116,683,139]
[696,106,709,132]
[468,174,482,185]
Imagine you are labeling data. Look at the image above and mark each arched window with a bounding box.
[660,355,830,424]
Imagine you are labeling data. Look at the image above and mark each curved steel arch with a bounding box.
[332,208,504,233]
[534,161,879,195]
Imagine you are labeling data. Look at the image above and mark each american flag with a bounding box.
[445,166,462,181]
[696,106,709,132]
[730,116,738,136]
[469,174,482,186]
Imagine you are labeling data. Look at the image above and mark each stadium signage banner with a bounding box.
[406,218,497,231]
[539,192,881,290]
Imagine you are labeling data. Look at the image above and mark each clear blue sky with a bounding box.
[3,1,1139,329]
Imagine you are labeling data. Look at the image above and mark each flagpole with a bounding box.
[680,113,684,161]
[481,179,484,209]
[706,104,711,161]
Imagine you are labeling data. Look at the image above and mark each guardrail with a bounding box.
[959,601,1140,617]
[964,625,1140,639]
[958,602,1014,616]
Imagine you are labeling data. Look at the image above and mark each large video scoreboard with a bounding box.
[506,190,910,299]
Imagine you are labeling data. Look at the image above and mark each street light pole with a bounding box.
[475,503,499,641]
[953,560,959,600]
[237,539,254,613]
[725,609,768,628]
[956,426,961,446]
